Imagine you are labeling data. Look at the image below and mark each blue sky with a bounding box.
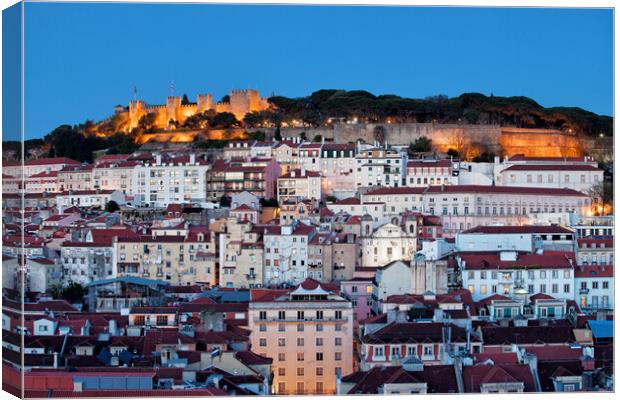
[10,3,615,139]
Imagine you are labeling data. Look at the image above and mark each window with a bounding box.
[603,281,609,289]
[316,337,323,346]
[297,323,304,332]
[335,367,342,377]
[540,284,547,293]
[296,382,304,394]
[374,346,384,356]
[335,323,343,331]
[592,281,599,289]
[552,270,559,279]
[278,311,286,320]
[335,352,342,361]
[278,338,286,347]
[540,271,546,279]
[316,311,323,320]
[297,367,304,376]
[297,338,304,346]
[316,382,324,394]
[564,284,570,293]
[278,323,285,332]
[278,368,286,376]
[278,353,285,361]
[552,284,558,293]
[335,310,342,319]
[316,367,323,376]
[316,323,323,331]
[316,352,323,361]
[297,311,305,320]
[335,337,342,346]
[156,315,168,325]
[259,338,267,347]
[480,271,487,280]
[259,311,267,320]
[259,324,266,332]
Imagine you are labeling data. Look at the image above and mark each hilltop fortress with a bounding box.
[119,89,270,131]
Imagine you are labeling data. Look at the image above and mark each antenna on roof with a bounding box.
[133,84,137,101]
[170,80,175,97]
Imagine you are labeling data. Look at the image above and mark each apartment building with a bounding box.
[575,264,613,311]
[355,146,406,189]
[248,279,354,395]
[575,237,614,266]
[24,171,59,193]
[405,159,456,187]
[56,189,126,212]
[57,164,93,191]
[113,227,217,286]
[277,168,323,203]
[218,217,264,288]
[362,185,591,237]
[320,143,357,198]
[133,154,210,207]
[92,160,139,194]
[262,221,317,285]
[458,250,575,301]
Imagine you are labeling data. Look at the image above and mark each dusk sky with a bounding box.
[11,3,615,139]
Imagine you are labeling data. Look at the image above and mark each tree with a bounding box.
[182,94,190,105]
[138,113,157,131]
[211,112,239,129]
[54,281,86,303]
[274,126,282,141]
[447,148,459,158]
[472,152,496,163]
[373,125,386,145]
[409,136,432,153]
[313,134,323,143]
[325,195,337,203]
[219,195,231,207]
[105,200,120,212]
[298,131,307,141]
[220,94,230,103]
[248,131,266,141]
[588,181,613,215]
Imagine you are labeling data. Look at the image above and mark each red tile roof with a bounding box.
[503,164,601,171]
[25,157,81,166]
[462,225,574,235]
[574,264,613,278]
[463,364,536,392]
[458,251,574,270]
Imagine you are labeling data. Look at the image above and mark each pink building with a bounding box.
[340,278,374,330]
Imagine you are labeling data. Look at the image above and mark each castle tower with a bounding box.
[166,96,181,124]
[128,100,146,130]
[197,94,213,113]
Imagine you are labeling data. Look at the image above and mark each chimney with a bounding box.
[53,352,59,368]
[156,154,162,165]
[190,154,196,164]
[301,167,306,177]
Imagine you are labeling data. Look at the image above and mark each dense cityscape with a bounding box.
[1,114,614,395]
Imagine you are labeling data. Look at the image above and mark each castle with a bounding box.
[122,89,270,131]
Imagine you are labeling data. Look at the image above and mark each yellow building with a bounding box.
[113,227,217,286]
[248,279,354,395]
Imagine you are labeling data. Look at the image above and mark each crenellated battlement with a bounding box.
[124,88,269,130]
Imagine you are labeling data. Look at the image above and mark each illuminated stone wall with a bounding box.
[126,89,269,130]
